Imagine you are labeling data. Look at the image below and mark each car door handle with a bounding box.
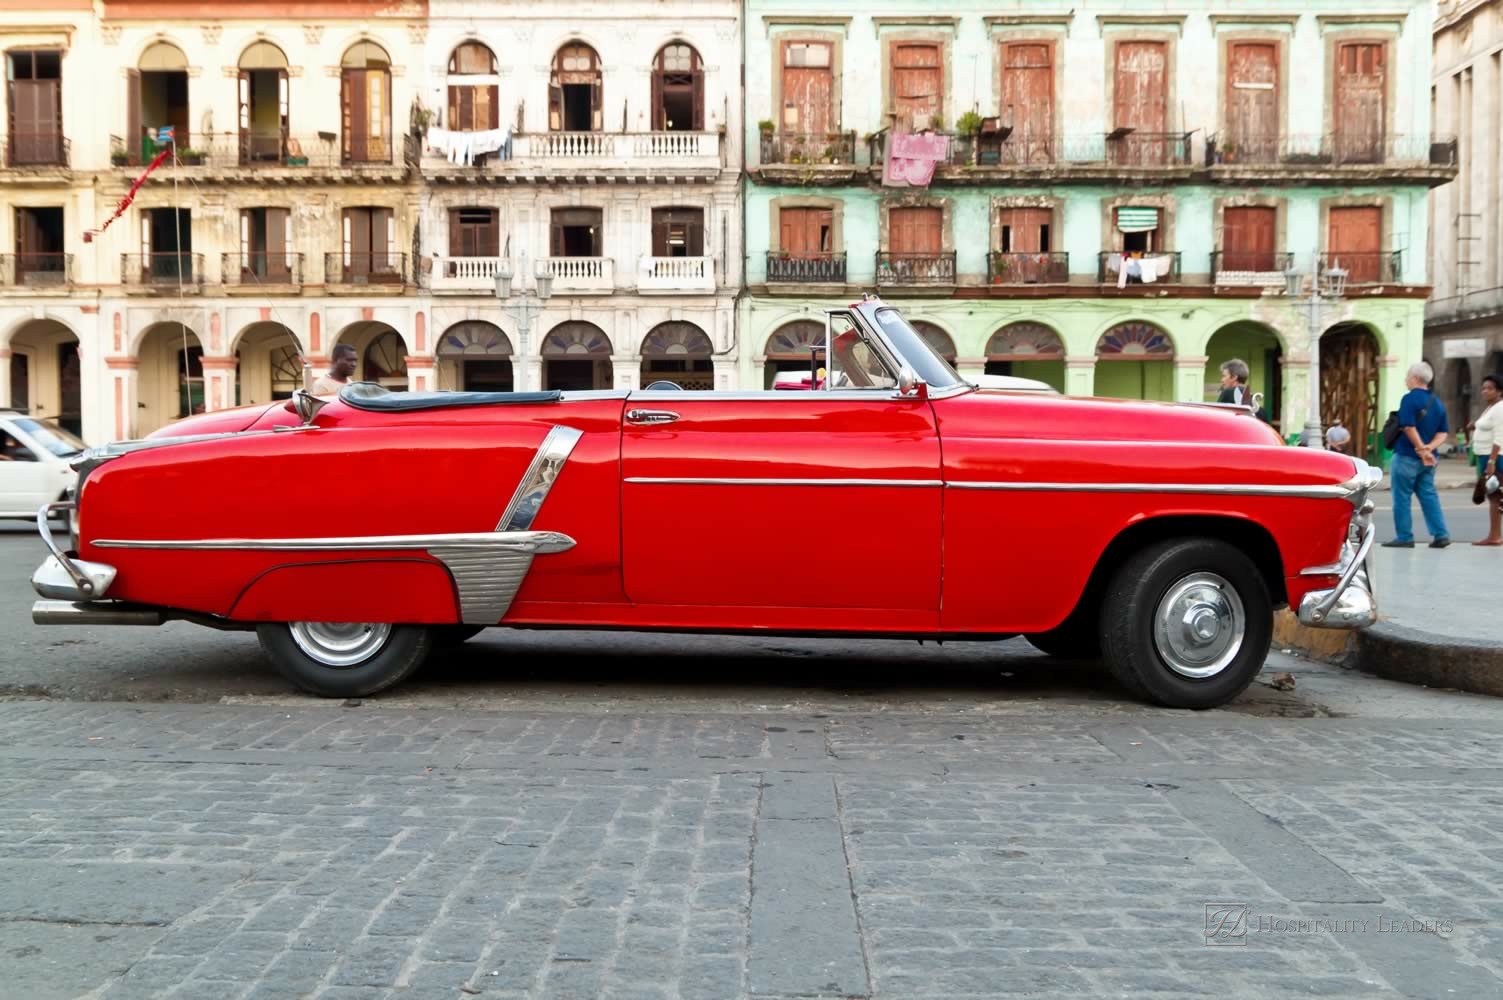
[626,409,680,426]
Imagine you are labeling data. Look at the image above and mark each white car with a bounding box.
[969,373,1059,393]
[0,411,83,519]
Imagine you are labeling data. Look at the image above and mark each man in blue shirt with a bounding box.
[1384,362,1451,549]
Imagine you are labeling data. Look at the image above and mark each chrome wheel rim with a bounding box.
[1152,573,1245,679]
[288,622,391,668]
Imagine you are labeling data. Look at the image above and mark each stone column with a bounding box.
[1173,355,1209,403]
[612,359,639,392]
[712,358,738,391]
[519,356,542,393]
[0,350,10,409]
[1064,355,1096,397]
[1283,352,1310,436]
[104,357,139,441]
[199,356,238,412]
[405,354,436,392]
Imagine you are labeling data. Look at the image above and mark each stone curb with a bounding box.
[1273,610,1503,698]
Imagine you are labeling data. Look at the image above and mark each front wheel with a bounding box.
[1099,538,1272,709]
[256,621,433,698]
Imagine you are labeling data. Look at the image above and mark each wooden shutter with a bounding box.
[1114,41,1168,164]
[781,41,833,136]
[889,206,941,254]
[651,70,664,130]
[687,211,704,256]
[550,214,564,255]
[126,69,142,165]
[371,70,390,160]
[1334,42,1385,163]
[266,209,289,278]
[1222,206,1276,271]
[892,43,942,132]
[998,207,1051,253]
[447,85,460,128]
[590,75,603,131]
[238,70,250,136]
[548,82,563,130]
[780,207,832,256]
[448,209,465,257]
[344,208,370,277]
[651,211,669,256]
[692,71,704,130]
[1226,42,1278,159]
[487,85,499,129]
[341,69,361,161]
[1000,43,1053,161]
[1328,206,1381,283]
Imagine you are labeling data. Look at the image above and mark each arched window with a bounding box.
[341,41,392,162]
[133,42,191,158]
[1094,322,1174,402]
[1095,322,1173,358]
[440,321,512,392]
[542,321,612,391]
[641,321,713,390]
[986,322,1064,360]
[447,42,499,132]
[139,41,187,70]
[439,321,512,356]
[238,42,290,163]
[652,42,703,131]
[910,321,956,363]
[362,330,407,387]
[550,43,602,132]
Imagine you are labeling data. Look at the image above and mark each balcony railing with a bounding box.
[875,252,957,286]
[110,132,376,169]
[1210,251,1295,287]
[431,255,505,292]
[1098,252,1183,285]
[766,252,847,284]
[759,131,858,166]
[494,131,719,167]
[987,252,1069,285]
[0,253,72,287]
[1317,251,1402,286]
[866,131,1186,167]
[1426,286,1503,325]
[1207,134,1458,167]
[639,255,715,292]
[121,252,205,290]
[540,256,614,293]
[1106,132,1193,167]
[323,252,407,286]
[221,252,304,287]
[4,133,69,167]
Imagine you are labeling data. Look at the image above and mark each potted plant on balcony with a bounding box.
[956,111,984,167]
[178,147,205,166]
[110,150,129,167]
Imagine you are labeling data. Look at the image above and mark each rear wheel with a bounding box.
[1099,538,1272,709]
[256,621,432,698]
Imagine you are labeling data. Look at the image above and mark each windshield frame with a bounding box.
[11,417,86,458]
[853,304,967,392]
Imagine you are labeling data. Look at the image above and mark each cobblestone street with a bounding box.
[3,672,1501,999]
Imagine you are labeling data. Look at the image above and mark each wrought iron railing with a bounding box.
[221,252,304,286]
[766,252,847,284]
[759,130,858,165]
[866,130,1187,166]
[1098,251,1183,285]
[110,132,365,169]
[121,252,205,289]
[0,253,72,287]
[1105,131,1193,167]
[987,252,1069,285]
[3,133,69,167]
[1317,251,1402,286]
[875,252,957,286]
[1210,251,1294,286]
[1206,133,1458,167]
[323,252,406,286]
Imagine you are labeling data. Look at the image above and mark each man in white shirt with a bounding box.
[311,343,357,396]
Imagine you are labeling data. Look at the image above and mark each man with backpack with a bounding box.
[1383,362,1451,549]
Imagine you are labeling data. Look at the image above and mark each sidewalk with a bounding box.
[1370,456,1477,491]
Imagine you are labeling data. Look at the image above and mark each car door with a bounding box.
[619,316,943,627]
[0,421,54,515]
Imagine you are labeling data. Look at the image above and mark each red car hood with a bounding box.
[144,401,288,439]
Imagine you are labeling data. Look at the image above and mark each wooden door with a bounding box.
[889,207,942,255]
[781,41,833,136]
[343,69,389,161]
[1222,206,1276,272]
[448,85,499,132]
[651,208,704,257]
[892,43,942,132]
[1113,41,1168,165]
[997,208,1051,253]
[126,69,142,165]
[1226,42,1278,162]
[1320,326,1379,460]
[999,43,1053,162]
[9,78,59,164]
[15,209,41,278]
[779,207,832,256]
[1327,206,1381,283]
[1334,42,1385,164]
[449,208,498,257]
[265,208,290,279]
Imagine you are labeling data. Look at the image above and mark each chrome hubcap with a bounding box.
[1153,573,1245,679]
[288,621,391,668]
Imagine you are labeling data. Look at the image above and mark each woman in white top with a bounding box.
[1468,373,1502,546]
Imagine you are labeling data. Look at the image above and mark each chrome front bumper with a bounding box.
[1297,516,1378,630]
[29,501,138,625]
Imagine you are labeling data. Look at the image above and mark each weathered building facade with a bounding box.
[742,0,1453,459]
[1426,0,1503,429]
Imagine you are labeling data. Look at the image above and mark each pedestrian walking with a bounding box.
[311,343,358,396]
[1467,372,1502,547]
[1383,362,1451,549]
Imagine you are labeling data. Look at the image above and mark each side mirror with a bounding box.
[896,367,928,400]
[292,389,330,426]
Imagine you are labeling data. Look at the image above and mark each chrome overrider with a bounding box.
[1297,459,1384,630]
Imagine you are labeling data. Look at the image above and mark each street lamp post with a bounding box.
[493,251,553,390]
[1284,259,1348,449]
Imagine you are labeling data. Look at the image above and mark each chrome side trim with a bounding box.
[945,481,1355,499]
[625,477,944,488]
[498,425,584,532]
[92,530,576,553]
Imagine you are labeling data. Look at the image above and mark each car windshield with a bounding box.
[12,418,86,457]
[869,308,965,390]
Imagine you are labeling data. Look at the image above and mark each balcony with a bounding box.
[638,255,715,293]
[323,253,407,290]
[431,256,505,293]
[1105,131,1193,168]
[1427,287,1503,328]
[1098,252,1183,287]
[765,252,847,285]
[861,130,1196,185]
[1210,251,1294,289]
[121,253,204,293]
[539,256,614,294]
[109,132,408,179]
[0,253,72,289]
[1317,251,1402,287]
[875,252,957,289]
[987,252,1069,286]
[221,253,304,290]
[1206,134,1457,187]
[759,131,858,166]
[3,133,69,169]
[424,131,722,183]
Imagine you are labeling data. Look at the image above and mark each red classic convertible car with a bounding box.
[30,298,1379,708]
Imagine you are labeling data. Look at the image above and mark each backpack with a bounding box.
[1382,392,1430,451]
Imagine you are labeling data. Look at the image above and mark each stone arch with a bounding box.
[984,321,1066,391]
[234,322,304,405]
[1205,320,1285,425]
[341,39,391,68]
[541,321,611,390]
[652,40,704,131]
[4,318,80,433]
[640,321,713,390]
[550,41,603,131]
[1094,320,1175,402]
[238,40,288,69]
[136,321,204,435]
[449,40,498,75]
[762,319,824,389]
[138,40,188,70]
[1319,321,1383,461]
[331,320,408,388]
[909,320,956,364]
[438,320,513,392]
